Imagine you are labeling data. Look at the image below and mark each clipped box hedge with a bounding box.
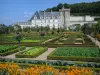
[0,46,26,56]
[47,56,100,62]
[16,47,48,58]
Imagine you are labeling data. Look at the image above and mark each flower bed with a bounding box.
[16,47,48,58]
[0,58,100,69]
[0,63,94,75]
[47,47,100,62]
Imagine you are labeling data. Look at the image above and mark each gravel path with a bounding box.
[1,48,55,60]
[87,35,100,48]
[32,48,55,60]
[2,47,32,58]
[19,48,55,60]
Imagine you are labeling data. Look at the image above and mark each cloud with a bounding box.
[24,15,29,18]
[24,12,33,18]
[24,12,33,15]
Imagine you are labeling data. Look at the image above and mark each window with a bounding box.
[34,16,37,19]
[40,17,43,19]
[41,20,42,23]
[48,20,50,23]
[53,20,55,22]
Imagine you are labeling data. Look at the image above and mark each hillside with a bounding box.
[45,1,100,16]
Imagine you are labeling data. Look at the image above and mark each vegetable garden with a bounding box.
[0,45,17,53]
[48,47,100,62]
[16,47,48,58]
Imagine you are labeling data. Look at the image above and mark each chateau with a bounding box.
[14,8,97,30]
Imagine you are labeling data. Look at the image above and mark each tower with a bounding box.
[59,7,70,30]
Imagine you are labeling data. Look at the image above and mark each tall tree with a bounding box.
[0,24,8,34]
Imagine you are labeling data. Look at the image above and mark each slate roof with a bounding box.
[30,11,60,20]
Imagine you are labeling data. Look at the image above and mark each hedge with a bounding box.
[47,56,100,62]
[0,46,26,56]
[15,47,48,58]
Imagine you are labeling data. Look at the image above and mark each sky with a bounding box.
[0,0,98,25]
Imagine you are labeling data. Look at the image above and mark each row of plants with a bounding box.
[0,63,94,75]
[0,45,18,53]
[15,47,48,58]
[0,46,26,56]
[0,58,100,68]
[47,47,100,62]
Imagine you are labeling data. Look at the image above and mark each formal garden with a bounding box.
[0,21,100,75]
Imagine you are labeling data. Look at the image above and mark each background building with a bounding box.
[14,8,98,30]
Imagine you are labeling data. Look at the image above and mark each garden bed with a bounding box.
[0,45,26,56]
[16,47,48,58]
[47,47,100,62]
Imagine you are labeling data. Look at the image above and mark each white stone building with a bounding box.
[14,8,98,30]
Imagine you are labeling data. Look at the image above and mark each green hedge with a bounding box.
[0,46,26,56]
[47,56,100,62]
[0,42,98,47]
[15,47,48,58]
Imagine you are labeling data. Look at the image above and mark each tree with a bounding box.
[45,1,100,16]
[14,32,22,50]
[8,25,14,33]
[57,3,63,9]
[52,24,55,35]
[14,24,22,32]
[92,21,100,38]
[23,27,30,33]
[45,25,50,33]
[75,24,81,32]
[0,24,8,34]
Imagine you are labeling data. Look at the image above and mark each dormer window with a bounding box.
[52,16,55,19]
[34,16,37,19]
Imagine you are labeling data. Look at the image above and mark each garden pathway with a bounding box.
[1,48,55,60]
[1,47,32,58]
[32,48,55,60]
[19,48,55,60]
[87,35,100,48]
